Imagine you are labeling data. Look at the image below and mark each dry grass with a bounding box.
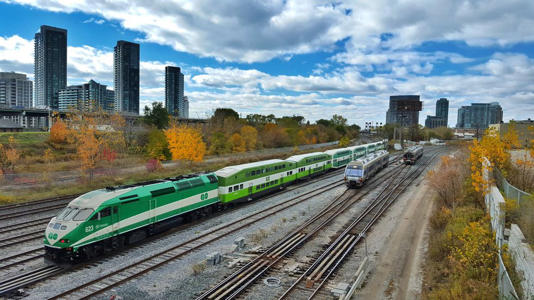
[250,229,269,244]
[191,262,206,275]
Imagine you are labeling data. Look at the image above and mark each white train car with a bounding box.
[344,150,389,188]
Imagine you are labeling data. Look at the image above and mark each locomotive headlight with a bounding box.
[60,239,70,243]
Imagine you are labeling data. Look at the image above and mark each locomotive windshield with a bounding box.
[73,208,94,221]
[56,207,94,221]
[345,168,363,177]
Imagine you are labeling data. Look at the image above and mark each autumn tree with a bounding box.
[208,132,231,155]
[339,136,350,147]
[49,117,69,144]
[230,133,246,152]
[146,128,171,160]
[75,116,102,180]
[240,125,257,151]
[0,136,19,176]
[165,124,206,162]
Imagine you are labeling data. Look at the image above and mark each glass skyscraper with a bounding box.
[456,102,503,129]
[425,98,449,128]
[165,66,184,117]
[114,40,139,114]
[34,25,67,109]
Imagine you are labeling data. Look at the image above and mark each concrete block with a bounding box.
[234,237,245,249]
[206,252,222,265]
[331,282,350,297]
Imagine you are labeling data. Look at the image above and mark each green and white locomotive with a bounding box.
[44,173,219,262]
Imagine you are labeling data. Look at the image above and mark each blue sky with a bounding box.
[0,0,533,126]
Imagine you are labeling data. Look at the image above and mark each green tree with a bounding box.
[146,129,171,160]
[144,102,170,129]
[209,132,231,155]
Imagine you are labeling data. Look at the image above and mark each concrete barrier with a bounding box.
[509,224,534,299]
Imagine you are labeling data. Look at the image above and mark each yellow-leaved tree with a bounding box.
[240,125,257,151]
[165,124,206,162]
[469,128,512,195]
[230,133,246,152]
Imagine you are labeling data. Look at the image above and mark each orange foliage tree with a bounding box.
[0,136,19,176]
[49,117,69,144]
[230,133,246,153]
[165,124,206,162]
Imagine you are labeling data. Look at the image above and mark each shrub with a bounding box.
[430,206,451,231]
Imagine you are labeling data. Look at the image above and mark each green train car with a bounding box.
[324,148,353,168]
[346,145,367,161]
[44,173,219,262]
[285,152,332,179]
[215,159,296,203]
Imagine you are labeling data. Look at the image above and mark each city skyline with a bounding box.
[0,1,533,125]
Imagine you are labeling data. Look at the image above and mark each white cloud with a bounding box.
[4,0,534,64]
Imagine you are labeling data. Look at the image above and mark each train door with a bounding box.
[149,198,156,223]
[111,206,119,234]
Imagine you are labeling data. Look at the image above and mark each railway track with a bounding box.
[0,265,64,296]
[0,247,44,272]
[46,162,405,300]
[0,203,67,222]
[278,150,442,300]
[0,230,44,250]
[0,216,51,235]
[196,149,441,300]
[196,161,408,300]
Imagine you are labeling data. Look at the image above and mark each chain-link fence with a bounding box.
[494,168,532,204]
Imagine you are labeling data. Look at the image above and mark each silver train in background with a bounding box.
[402,145,423,165]
[344,150,389,188]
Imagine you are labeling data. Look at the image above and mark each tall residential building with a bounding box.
[34,25,67,109]
[58,80,114,112]
[0,72,33,108]
[425,98,449,128]
[183,96,189,119]
[436,97,449,123]
[114,40,139,114]
[165,66,184,117]
[385,95,422,126]
[456,102,503,129]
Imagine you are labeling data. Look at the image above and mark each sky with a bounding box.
[0,0,533,127]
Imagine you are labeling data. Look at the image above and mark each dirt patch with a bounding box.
[357,177,436,300]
